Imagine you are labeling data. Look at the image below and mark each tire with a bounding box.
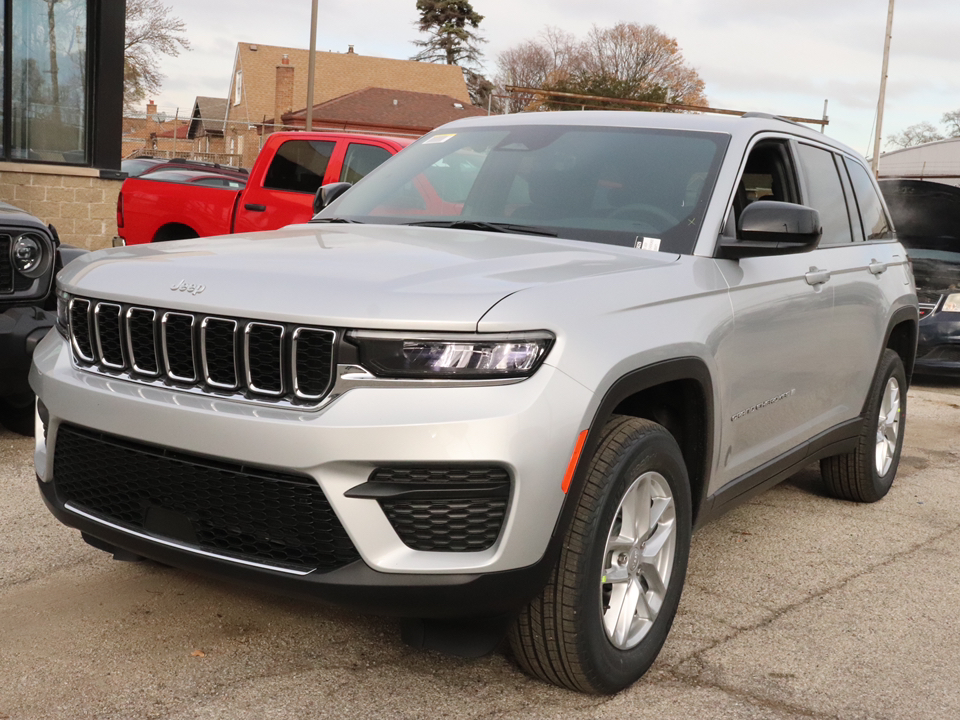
[820,349,906,503]
[0,395,35,436]
[509,416,692,693]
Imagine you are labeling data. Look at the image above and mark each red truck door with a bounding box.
[232,138,337,234]
[232,136,405,234]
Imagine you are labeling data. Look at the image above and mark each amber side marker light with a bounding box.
[562,429,589,493]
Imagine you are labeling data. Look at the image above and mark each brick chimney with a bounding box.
[146,100,157,118]
[273,59,294,133]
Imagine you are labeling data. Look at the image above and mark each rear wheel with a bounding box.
[821,349,906,502]
[509,416,691,693]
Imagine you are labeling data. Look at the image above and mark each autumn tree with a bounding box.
[496,23,707,113]
[123,0,190,112]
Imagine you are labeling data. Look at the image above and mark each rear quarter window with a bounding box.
[844,158,893,240]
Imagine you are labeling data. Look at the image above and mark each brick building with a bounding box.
[226,43,472,167]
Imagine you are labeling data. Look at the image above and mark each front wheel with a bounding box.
[509,417,692,693]
[821,349,906,503]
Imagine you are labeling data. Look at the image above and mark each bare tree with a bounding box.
[496,28,581,112]
[886,121,944,149]
[942,109,960,138]
[124,0,190,112]
[496,22,706,113]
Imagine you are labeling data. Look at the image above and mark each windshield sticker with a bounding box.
[636,237,661,252]
[423,134,456,145]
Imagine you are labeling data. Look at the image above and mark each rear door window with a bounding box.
[264,140,336,193]
[797,144,854,245]
[340,143,393,184]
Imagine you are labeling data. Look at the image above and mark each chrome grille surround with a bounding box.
[67,297,338,409]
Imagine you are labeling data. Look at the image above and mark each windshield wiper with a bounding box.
[403,220,558,237]
[311,217,363,224]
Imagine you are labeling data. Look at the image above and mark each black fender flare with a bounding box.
[547,357,715,559]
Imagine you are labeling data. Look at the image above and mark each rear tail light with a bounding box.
[116,192,124,229]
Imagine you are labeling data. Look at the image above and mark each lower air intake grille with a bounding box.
[53,424,360,572]
[367,465,511,552]
[380,498,508,552]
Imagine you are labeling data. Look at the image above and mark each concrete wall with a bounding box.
[0,163,120,251]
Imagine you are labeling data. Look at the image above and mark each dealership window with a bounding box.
[0,0,123,169]
[5,0,87,163]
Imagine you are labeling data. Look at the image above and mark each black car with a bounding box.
[0,202,85,433]
[880,179,960,376]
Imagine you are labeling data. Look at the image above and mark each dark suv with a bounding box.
[1,202,84,433]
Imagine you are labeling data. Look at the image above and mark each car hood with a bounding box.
[59,223,678,331]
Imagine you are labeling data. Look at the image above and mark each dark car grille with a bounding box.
[0,233,40,294]
[53,424,360,572]
[68,297,337,407]
[362,466,511,552]
[0,235,12,293]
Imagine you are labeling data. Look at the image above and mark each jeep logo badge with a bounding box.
[170,279,205,295]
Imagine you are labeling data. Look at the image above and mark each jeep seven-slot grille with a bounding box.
[54,424,360,571]
[68,297,337,407]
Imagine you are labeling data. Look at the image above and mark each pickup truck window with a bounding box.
[264,140,336,194]
[797,144,854,246]
[340,144,393,184]
[323,126,728,254]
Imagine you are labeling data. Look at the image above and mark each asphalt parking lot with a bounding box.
[2,380,959,720]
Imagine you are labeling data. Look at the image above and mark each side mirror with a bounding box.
[719,201,822,259]
[313,182,352,215]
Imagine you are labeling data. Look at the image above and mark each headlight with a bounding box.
[350,330,554,379]
[11,233,50,278]
[943,293,960,313]
[56,289,71,338]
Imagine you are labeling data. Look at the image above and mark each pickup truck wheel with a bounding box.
[821,349,906,503]
[0,395,35,436]
[509,416,691,693]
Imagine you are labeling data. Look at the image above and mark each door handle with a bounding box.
[868,259,888,275]
[805,267,831,286]
[243,203,266,212]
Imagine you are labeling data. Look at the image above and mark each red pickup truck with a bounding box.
[116,131,413,245]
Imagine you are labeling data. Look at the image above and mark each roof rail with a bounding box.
[741,112,806,129]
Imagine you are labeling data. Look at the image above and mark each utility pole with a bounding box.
[872,0,895,176]
[305,0,318,131]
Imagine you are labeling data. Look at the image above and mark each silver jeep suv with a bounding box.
[31,111,917,693]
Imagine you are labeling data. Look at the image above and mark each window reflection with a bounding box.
[11,0,87,164]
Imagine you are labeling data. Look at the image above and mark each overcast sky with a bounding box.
[150,0,960,157]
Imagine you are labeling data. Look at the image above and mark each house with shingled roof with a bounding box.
[187,96,230,160]
[225,42,472,167]
[269,87,487,137]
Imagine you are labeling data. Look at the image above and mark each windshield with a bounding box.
[317,125,729,254]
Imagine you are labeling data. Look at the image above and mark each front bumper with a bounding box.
[0,306,56,400]
[915,312,960,376]
[30,330,590,614]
